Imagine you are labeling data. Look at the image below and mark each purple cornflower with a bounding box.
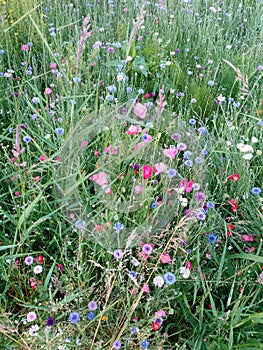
[107,47,115,53]
[142,244,153,255]
[177,143,187,150]
[114,249,123,259]
[46,317,56,326]
[88,300,98,311]
[196,211,206,220]
[25,256,34,266]
[195,192,206,202]
[171,133,180,140]
[113,340,121,349]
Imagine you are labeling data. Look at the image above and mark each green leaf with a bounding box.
[226,253,263,264]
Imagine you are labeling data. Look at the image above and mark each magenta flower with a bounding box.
[180,178,193,193]
[133,102,147,119]
[142,165,153,179]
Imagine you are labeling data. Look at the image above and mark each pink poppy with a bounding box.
[126,125,142,135]
[163,148,178,159]
[134,185,144,194]
[153,162,168,175]
[90,172,108,186]
[133,102,147,119]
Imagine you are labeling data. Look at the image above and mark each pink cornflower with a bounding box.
[160,253,171,264]
[27,312,37,322]
[21,44,29,51]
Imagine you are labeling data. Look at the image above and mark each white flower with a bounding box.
[251,136,258,143]
[226,141,232,147]
[153,276,164,287]
[236,143,254,153]
[29,324,39,336]
[256,150,262,156]
[33,265,42,274]
[180,197,188,207]
[180,267,191,279]
[243,153,253,160]
[217,94,225,102]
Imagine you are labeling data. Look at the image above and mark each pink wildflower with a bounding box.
[163,148,178,159]
[133,102,147,119]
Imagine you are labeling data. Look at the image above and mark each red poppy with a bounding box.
[229,174,240,181]
[152,322,161,331]
[37,254,45,263]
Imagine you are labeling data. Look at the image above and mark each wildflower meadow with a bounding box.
[1,0,263,349]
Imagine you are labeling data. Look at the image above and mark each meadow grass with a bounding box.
[0,0,263,349]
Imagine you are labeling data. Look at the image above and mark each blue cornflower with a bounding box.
[127,87,133,93]
[105,94,114,101]
[166,169,177,178]
[128,271,138,278]
[55,127,64,135]
[184,160,193,167]
[69,312,80,324]
[195,157,204,164]
[207,233,217,244]
[207,202,215,209]
[0,50,5,54]
[138,89,144,94]
[197,127,207,135]
[258,120,263,127]
[183,151,192,158]
[73,77,82,83]
[160,63,166,69]
[141,339,149,348]
[74,220,87,229]
[107,85,117,93]
[23,136,31,143]
[194,56,199,60]
[163,272,176,285]
[233,101,240,108]
[131,326,139,334]
[208,80,214,86]
[251,187,261,195]
[151,202,157,209]
[87,312,94,320]
[113,222,124,233]
[189,118,196,125]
